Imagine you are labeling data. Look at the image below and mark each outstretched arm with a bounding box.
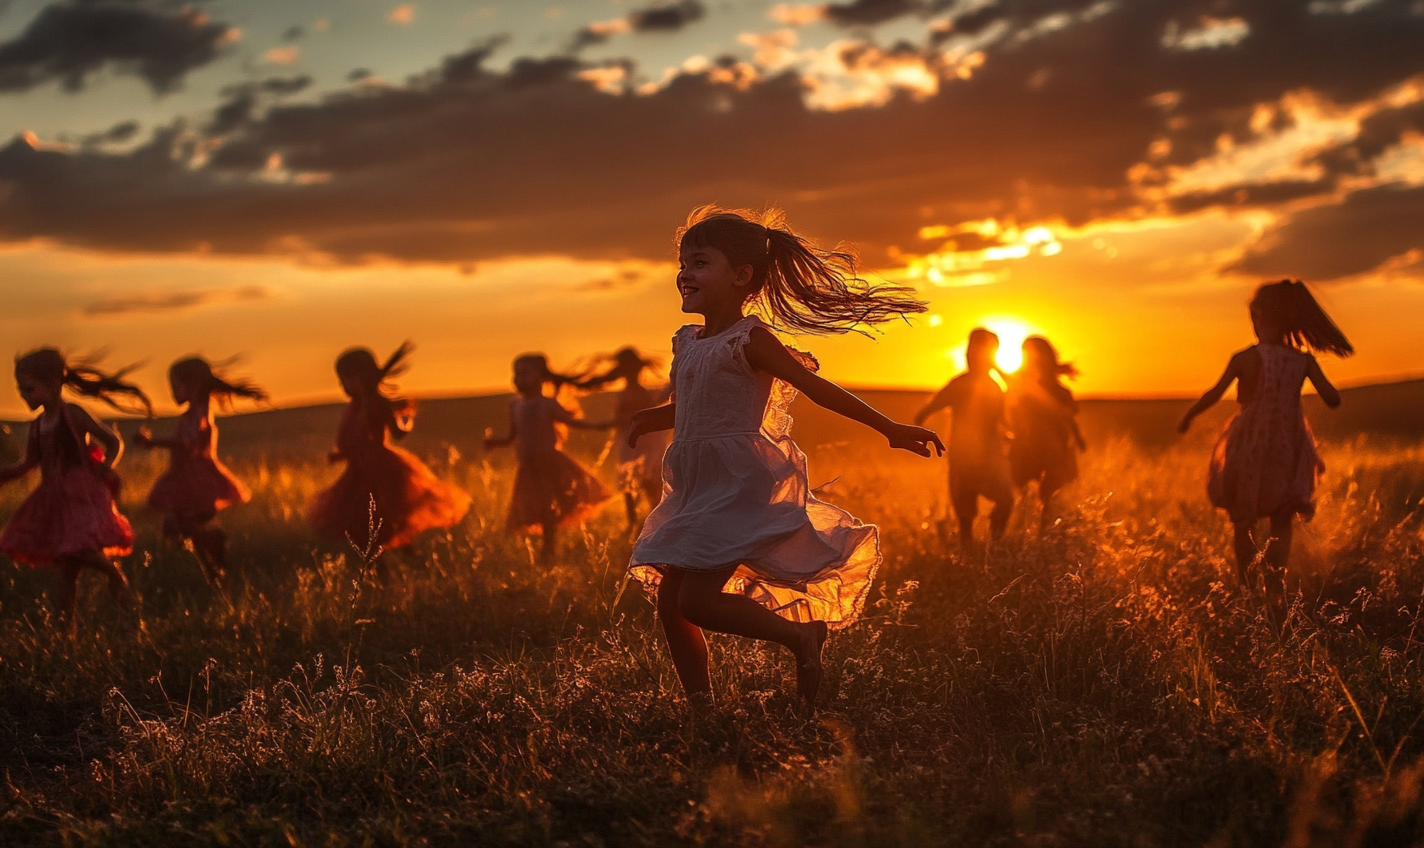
[1178,354,1242,433]
[1305,355,1342,408]
[484,405,517,449]
[627,403,675,448]
[913,384,955,427]
[134,424,178,450]
[550,402,614,431]
[745,327,943,457]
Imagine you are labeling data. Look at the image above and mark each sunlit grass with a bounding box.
[2,430,1423,846]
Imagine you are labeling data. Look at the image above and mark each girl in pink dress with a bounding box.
[577,347,670,530]
[136,357,266,583]
[1179,280,1353,590]
[0,348,150,624]
[485,354,612,564]
[309,344,471,551]
[1006,336,1086,530]
[627,206,943,705]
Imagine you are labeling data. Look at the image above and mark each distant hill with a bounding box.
[2,378,1421,466]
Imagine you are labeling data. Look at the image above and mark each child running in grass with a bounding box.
[915,328,1013,552]
[0,349,150,625]
[485,354,613,565]
[136,357,266,586]
[1178,280,1353,594]
[309,343,471,552]
[627,206,943,705]
[1007,336,1085,530]
[577,347,670,530]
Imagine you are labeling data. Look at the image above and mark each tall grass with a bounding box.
[2,432,1423,846]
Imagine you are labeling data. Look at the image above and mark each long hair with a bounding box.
[1022,336,1078,382]
[513,353,578,393]
[170,357,267,411]
[335,342,415,423]
[1250,280,1353,357]
[15,348,152,416]
[577,347,659,390]
[676,206,927,335]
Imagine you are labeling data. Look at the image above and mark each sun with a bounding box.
[980,317,1035,374]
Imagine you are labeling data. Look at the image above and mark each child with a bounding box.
[627,206,943,704]
[1178,279,1352,590]
[0,348,150,624]
[577,347,670,529]
[485,354,613,564]
[1006,336,1086,529]
[914,328,1013,551]
[309,343,471,551]
[136,357,265,584]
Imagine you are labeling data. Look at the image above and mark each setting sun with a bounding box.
[980,317,1037,374]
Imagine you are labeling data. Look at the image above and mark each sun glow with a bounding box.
[981,317,1036,374]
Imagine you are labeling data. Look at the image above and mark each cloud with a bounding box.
[82,284,271,317]
[263,46,299,66]
[1230,184,1424,280]
[824,0,924,27]
[0,1,236,94]
[0,0,1420,283]
[387,4,415,25]
[572,1,706,49]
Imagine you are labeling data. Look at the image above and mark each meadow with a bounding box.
[2,386,1424,847]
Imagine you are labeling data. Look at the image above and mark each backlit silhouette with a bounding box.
[1007,336,1085,530]
[577,347,670,530]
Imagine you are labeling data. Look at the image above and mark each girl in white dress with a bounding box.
[627,206,944,704]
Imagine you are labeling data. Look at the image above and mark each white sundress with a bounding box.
[629,315,880,627]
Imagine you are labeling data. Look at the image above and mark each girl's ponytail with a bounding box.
[171,357,268,410]
[678,206,927,335]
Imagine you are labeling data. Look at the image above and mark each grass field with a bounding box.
[2,386,1424,847]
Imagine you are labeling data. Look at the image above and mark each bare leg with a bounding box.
[53,549,129,624]
[678,568,828,701]
[1263,510,1295,606]
[1039,482,1059,531]
[623,491,638,529]
[988,493,1013,541]
[540,522,558,565]
[1232,521,1256,588]
[53,559,82,626]
[657,568,711,698]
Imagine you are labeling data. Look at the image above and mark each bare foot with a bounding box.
[795,620,829,703]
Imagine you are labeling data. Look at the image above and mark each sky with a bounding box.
[2,0,1423,416]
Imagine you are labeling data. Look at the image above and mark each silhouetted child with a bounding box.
[628,206,943,705]
[578,347,670,529]
[1007,336,1085,529]
[309,343,471,552]
[136,357,265,585]
[1179,280,1352,594]
[485,354,613,564]
[915,328,1013,551]
[0,348,150,625]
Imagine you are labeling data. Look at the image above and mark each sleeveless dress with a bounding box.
[1007,377,1079,490]
[147,411,249,519]
[0,402,134,565]
[630,316,879,627]
[505,395,611,532]
[308,397,471,549]
[1208,344,1323,523]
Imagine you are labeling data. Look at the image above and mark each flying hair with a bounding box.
[335,342,416,427]
[1250,280,1353,357]
[1023,336,1078,381]
[170,356,268,411]
[15,347,152,416]
[576,347,660,390]
[677,205,927,335]
[513,353,579,392]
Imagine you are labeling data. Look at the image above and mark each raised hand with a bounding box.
[885,422,944,457]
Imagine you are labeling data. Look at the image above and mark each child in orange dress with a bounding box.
[0,348,150,624]
[309,343,471,551]
[577,347,670,530]
[1179,280,1352,592]
[485,354,613,564]
[915,328,1014,551]
[136,357,265,583]
[1006,336,1085,529]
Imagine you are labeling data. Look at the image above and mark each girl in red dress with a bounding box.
[1179,280,1353,591]
[0,348,150,624]
[136,357,266,583]
[485,354,612,564]
[308,343,471,551]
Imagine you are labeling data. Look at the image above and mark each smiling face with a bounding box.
[676,242,752,317]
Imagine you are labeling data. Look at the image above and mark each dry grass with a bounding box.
[2,422,1423,846]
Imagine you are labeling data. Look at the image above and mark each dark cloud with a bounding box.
[82,119,140,147]
[82,284,270,317]
[283,25,304,43]
[0,0,1420,281]
[572,1,705,50]
[1230,185,1424,281]
[0,1,234,94]
[825,0,924,27]
[211,75,312,134]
